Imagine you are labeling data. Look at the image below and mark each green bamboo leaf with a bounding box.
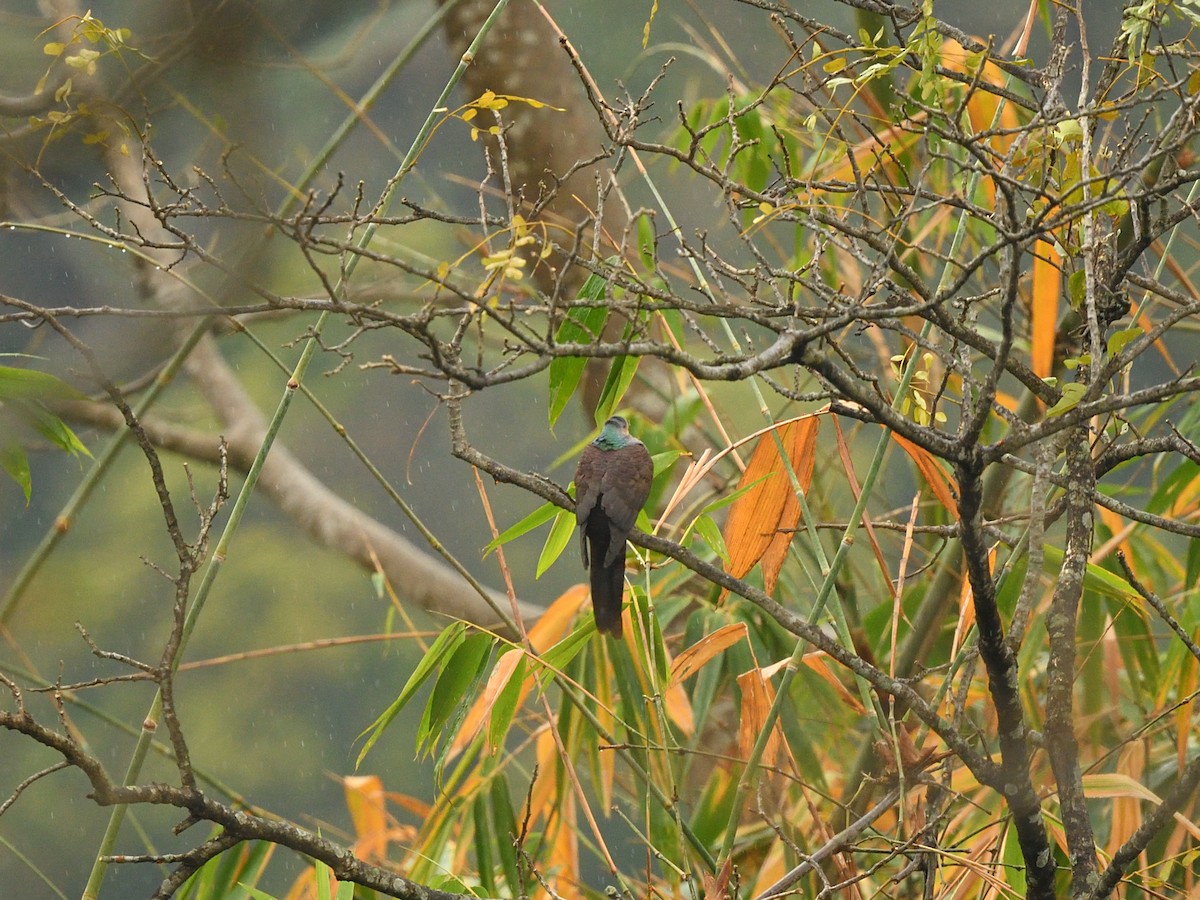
[1147,459,1197,516]
[535,506,576,578]
[487,652,527,751]
[1040,545,1135,600]
[24,403,93,458]
[417,631,493,758]
[0,364,86,402]
[594,350,642,423]
[356,621,466,766]
[483,501,558,555]
[1,444,32,505]
[491,775,522,897]
[315,858,332,900]
[547,271,609,427]
[691,514,729,563]
[537,625,592,687]
[472,795,497,896]
[636,212,656,270]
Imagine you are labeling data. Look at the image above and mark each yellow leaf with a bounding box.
[43,42,65,56]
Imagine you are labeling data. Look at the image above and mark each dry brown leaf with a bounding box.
[669,622,748,685]
[723,417,820,593]
[736,666,793,774]
[891,432,959,515]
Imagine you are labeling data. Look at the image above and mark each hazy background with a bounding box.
[0,1,1129,895]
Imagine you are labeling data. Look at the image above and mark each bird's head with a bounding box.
[593,415,636,449]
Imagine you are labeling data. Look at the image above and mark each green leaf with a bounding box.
[535,506,576,578]
[691,514,729,563]
[1106,326,1142,357]
[356,621,466,766]
[416,631,493,758]
[315,858,332,900]
[1045,382,1087,417]
[483,501,559,555]
[537,625,593,687]
[547,271,610,427]
[594,351,642,423]
[636,212,656,271]
[487,652,527,752]
[24,403,92,458]
[472,795,497,896]
[0,365,87,402]
[1,444,32,505]
[491,776,523,896]
[1041,545,1136,601]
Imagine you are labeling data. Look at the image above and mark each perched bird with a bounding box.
[573,415,653,637]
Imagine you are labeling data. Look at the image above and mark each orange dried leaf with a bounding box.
[800,651,865,713]
[891,433,958,515]
[669,622,748,685]
[527,726,562,827]
[736,666,793,772]
[528,584,590,651]
[343,775,388,861]
[663,679,696,737]
[1031,238,1061,379]
[723,417,820,587]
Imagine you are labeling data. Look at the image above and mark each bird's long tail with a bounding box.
[588,538,625,638]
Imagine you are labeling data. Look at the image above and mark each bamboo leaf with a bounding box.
[536,506,576,578]
[0,364,86,401]
[356,621,466,766]
[547,271,609,427]
[1030,238,1061,379]
[483,501,558,555]
[487,653,527,752]
[417,631,493,759]
[891,433,958,514]
[669,622,747,685]
[0,444,32,505]
[594,350,641,423]
[723,417,820,592]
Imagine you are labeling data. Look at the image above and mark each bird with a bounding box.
[573,415,653,637]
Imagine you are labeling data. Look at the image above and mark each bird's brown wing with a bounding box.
[573,444,605,567]
[598,443,654,567]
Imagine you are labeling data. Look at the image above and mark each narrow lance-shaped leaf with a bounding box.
[594,346,642,424]
[723,416,820,594]
[483,500,558,555]
[416,631,493,759]
[536,506,577,578]
[356,621,466,766]
[891,432,959,515]
[547,270,609,427]
[1031,237,1061,379]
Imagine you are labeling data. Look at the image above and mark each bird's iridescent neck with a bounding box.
[593,418,638,451]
